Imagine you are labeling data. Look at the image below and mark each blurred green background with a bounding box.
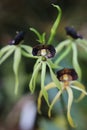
[0,0,87,130]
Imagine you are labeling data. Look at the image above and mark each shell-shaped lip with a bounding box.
[65,26,83,39]
[57,68,78,81]
[9,31,25,45]
[32,44,56,58]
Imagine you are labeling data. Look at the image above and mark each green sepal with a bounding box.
[47,4,62,44]
[55,39,71,54]
[13,47,21,95]
[72,43,82,81]
[29,62,41,93]
[20,45,32,53]
[66,87,76,128]
[41,62,49,106]
[47,59,62,69]
[47,62,61,90]
[71,81,87,102]
[55,44,71,64]
[0,45,14,58]
[0,46,15,65]
[30,27,46,44]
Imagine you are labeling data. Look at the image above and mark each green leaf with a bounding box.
[13,47,21,95]
[47,62,61,90]
[55,44,72,64]
[48,90,62,117]
[47,4,62,44]
[72,43,82,81]
[66,87,76,128]
[30,27,46,44]
[0,46,15,65]
[29,62,41,93]
[71,81,87,102]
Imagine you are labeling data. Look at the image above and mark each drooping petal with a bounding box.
[0,45,13,58]
[21,45,32,54]
[71,81,87,102]
[29,62,41,93]
[48,90,62,117]
[47,4,62,44]
[72,43,82,80]
[0,46,16,65]
[41,62,49,106]
[38,82,56,114]
[55,44,72,65]
[66,87,76,127]
[13,47,21,95]
[47,62,62,90]
[55,39,71,54]
[30,27,46,44]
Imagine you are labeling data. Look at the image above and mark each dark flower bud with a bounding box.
[57,68,78,82]
[9,31,25,45]
[32,44,56,58]
[65,26,83,39]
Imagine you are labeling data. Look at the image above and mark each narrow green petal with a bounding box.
[77,42,87,52]
[47,4,62,44]
[21,50,38,59]
[13,47,21,95]
[55,39,71,54]
[30,27,45,44]
[71,81,87,102]
[41,62,46,89]
[38,82,57,114]
[66,87,76,127]
[0,47,15,65]
[29,62,41,93]
[41,62,49,105]
[41,32,46,44]
[55,44,71,64]
[34,58,41,69]
[47,59,62,69]
[47,62,62,90]
[38,90,43,114]
[20,45,32,53]
[72,43,82,81]
[0,45,14,58]
[48,90,62,117]
[77,39,87,46]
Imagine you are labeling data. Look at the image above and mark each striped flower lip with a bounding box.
[65,26,83,39]
[32,44,56,58]
[9,31,25,45]
[57,68,78,82]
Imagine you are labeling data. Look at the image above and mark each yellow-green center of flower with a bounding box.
[60,74,72,88]
[40,49,47,56]
[61,74,72,81]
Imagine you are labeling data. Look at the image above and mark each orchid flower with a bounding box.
[38,68,87,127]
[0,31,34,95]
[29,4,62,103]
[55,26,87,81]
